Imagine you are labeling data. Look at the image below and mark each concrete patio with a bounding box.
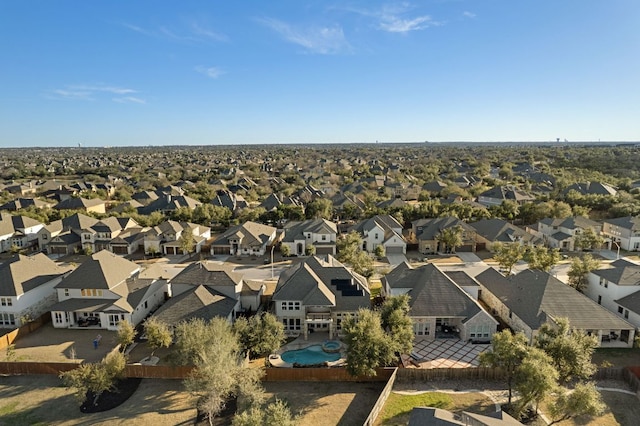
[405,338,491,369]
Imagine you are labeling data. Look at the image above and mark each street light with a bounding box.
[270,245,275,279]
[611,238,620,259]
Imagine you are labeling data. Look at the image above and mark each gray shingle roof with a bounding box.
[615,290,640,315]
[591,259,640,286]
[211,221,276,248]
[383,263,482,319]
[153,285,237,324]
[281,219,337,243]
[476,268,634,331]
[0,253,70,296]
[469,219,535,244]
[55,250,140,290]
[169,261,242,287]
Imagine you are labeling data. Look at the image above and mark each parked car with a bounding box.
[78,316,100,327]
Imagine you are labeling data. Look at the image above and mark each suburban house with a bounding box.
[382,263,498,341]
[0,198,52,212]
[585,259,640,329]
[137,193,202,215]
[412,217,477,254]
[350,215,407,254]
[50,250,166,330]
[210,221,277,256]
[53,197,107,214]
[475,268,635,347]
[152,261,257,325]
[41,213,98,256]
[144,220,211,255]
[272,255,370,339]
[210,189,249,212]
[0,213,44,253]
[562,181,617,197]
[470,218,539,251]
[476,186,535,207]
[528,216,602,252]
[601,216,640,252]
[409,407,522,426]
[280,218,338,256]
[0,254,72,328]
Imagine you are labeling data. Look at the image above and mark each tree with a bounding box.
[336,231,374,277]
[479,330,530,405]
[60,351,126,406]
[180,318,266,425]
[304,243,316,256]
[178,231,195,255]
[525,246,560,272]
[493,242,526,275]
[436,225,463,254]
[116,320,136,352]
[379,295,414,356]
[548,382,605,425]
[567,254,600,292]
[234,313,286,359]
[574,228,605,251]
[374,244,386,258]
[535,317,598,384]
[232,400,297,426]
[513,347,558,416]
[305,198,333,220]
[144,317,172,357]
[342,309,396,377]
[280,244,291,257]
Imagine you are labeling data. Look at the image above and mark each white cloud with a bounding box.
[122,21,226,43]
[258,17,349,54]
[195,66,225,79]
[463,11,476,19]
[47,84,141,102]
[344,3,441,34]
[113,96,146,104]
[379,15,434,33]
[191,23,228,42]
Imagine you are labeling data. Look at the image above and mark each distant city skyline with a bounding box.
[2,1,639,147]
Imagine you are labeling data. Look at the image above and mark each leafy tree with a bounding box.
[374,244,385,258]
[60,351,126,406]
[181,318,265,425]
[337,231,374,277]
[493,242,526,275]
[479,330,530,405]
[178,231,195,255]
[234,313,286,359]
[304,243,316,256]
[548,382,605,425]
[305,198,333,220]
[436,225,463,254]
[513,347,558,416]
[116,319,136,352]
[144,317,172,357]
[535,317,598,384]
[574,228,605,251]
[567,254,600,292]
[233,400,298,426]
[342,309,396,377]
[525,246,560,272]
[280,244,291,257]
[379,295,414,356]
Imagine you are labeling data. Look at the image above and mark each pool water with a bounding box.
[280,344,342,365]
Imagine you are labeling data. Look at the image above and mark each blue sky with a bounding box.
[1,1,639,147]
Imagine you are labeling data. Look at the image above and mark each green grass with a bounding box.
[0,402,43,425]
[378,392,453,425]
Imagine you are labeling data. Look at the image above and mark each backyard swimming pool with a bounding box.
[280,344,342,365]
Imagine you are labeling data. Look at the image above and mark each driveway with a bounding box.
[386,253,408,265]
[455,252,483,263]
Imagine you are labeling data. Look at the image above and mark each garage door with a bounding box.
[386,246,405,254]
[457,244,474,252]
[315,246,335,255]
[212,246,228,255]
[112,246,128,255]
[50,246,67,255]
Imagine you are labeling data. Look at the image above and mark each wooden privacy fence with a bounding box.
[363,368,398,426]
[262,366,394,382]
[396,366,506,382]
[0,314,51,351]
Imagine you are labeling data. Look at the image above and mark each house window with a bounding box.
[0,313,15,326]
[599,277,606,287]
[54,312,64,324]
[0,298,12,307]
[42,234,48,240]
[282,318,301,331]
[321,235,326,241]
[108,314,122,327]
[64,289,69,297]
[509,310,513,319]
[598,295,602,305]
[625,310,629,319]
[413,321,430,336]
[84,234,91,240]
[618,306,624,314]
[374,233,379,239]
[469,324,491,338]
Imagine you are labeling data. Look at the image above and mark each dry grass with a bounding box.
[539,390,640,426]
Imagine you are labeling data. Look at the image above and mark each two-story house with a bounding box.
[601,216,640,252]
[280,218,338,256]
[530,216,602,252]
[50,250,166,330]
[585,259,640,329]
[350,215,406,254]
[0,213,44,253]
[272,255,370,339]
[210,221,277,256]
[0,253,72,328]
[382,262,498,341]
[470,218,540,251]
[476,186,535,207]
[412,217,477,254]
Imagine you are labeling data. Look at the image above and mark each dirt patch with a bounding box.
[593,348,640,368]
[263,381,385,426]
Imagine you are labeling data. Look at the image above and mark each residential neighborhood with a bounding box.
[2,143,640,425]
